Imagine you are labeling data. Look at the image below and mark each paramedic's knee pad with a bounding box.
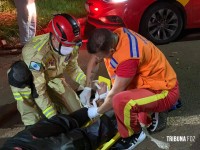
[8,60,33,88]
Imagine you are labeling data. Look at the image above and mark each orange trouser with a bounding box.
[112,82,179,138]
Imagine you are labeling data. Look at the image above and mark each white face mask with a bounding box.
[60,46,74,56]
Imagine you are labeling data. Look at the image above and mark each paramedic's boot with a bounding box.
[148,99,182,133]
[148,112,168,133]
[111,129,146,150]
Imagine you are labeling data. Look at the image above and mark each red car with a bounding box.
[85,0,200,44]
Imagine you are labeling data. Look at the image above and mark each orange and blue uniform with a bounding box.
[104,28,179,138]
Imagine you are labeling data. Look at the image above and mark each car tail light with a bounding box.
[85,2,102,15]
[103,0,128,3]
[94,7,99,12]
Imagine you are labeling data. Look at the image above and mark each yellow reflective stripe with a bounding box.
[79,74,86,81]
[33,40,42,49]
[46,111,56,119]
[13,92,27,101]
[13,92,20,96]
[13,91,31,101]
[13,92,22,101]
[177,0,190,6]
[76,73,82,81]
[33,39,47,51]
[14,96,23,101]
[76,73,86,83]
[37,40,47,51]
[21,93,31,99]
[43,106,56,118]
[22,95,30,99]
[124,90,169,136]
[43,106,53,114]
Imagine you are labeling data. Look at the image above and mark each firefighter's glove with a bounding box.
[87,106,100,120]
[80,87,92,107]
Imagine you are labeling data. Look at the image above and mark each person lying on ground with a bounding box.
[1,82,118,150]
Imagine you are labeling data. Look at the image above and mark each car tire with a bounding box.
[139,2,183,44]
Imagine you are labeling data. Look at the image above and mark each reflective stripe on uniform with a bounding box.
[13,91,31,101]
[32,34,49,51]
[123,28,139,58]
[75,72,86,83]
[123,90,169,136]
[43,106,56,119]
[33,39,48,51]
[110,57,118,69]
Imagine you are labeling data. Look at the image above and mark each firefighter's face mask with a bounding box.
[59,45,74,55]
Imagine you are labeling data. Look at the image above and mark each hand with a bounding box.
[92,82,109,107]
[79,87,92,107]
[97,82,107,95]
[87,106,99,119]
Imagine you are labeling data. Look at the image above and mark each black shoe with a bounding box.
[148,112,168,133]
[111,130,146,150]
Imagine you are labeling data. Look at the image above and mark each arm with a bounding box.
[79,54,101,107]
[97,75,133,114]
[85,54,101,87]
[32,70,57,119]
[97,59,139,114]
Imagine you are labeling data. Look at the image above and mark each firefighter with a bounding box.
[7,14,87,126]
[81,28,180,149]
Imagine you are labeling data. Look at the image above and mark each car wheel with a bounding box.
[139,2,183,44]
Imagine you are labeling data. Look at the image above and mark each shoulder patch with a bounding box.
[29,61,42,71]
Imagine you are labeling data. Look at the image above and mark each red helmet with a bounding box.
[48,13,81,46]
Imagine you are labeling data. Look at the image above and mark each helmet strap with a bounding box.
[50,33,61,54]
[58,42,65,56]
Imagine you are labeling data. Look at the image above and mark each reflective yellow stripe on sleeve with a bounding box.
[32,34,49,51]
[13,93,23,101]
[75,72,86,84]
[43,106,56,119]
[13,91,31,101]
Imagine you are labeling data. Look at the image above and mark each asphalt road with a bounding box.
[0,30,200,149]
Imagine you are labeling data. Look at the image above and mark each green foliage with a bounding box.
[0,0,87,43]
[0,24,19,41]
[36,0,87,29]
[0,0,15,12]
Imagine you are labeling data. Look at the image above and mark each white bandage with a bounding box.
[92,86,109,107]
